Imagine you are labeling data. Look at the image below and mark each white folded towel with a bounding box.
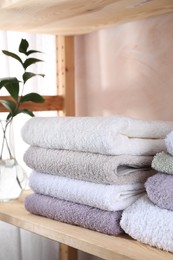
[29,171,145,211]
[165,131,173,155]
[120,195,173,252]
[21,116,173,155]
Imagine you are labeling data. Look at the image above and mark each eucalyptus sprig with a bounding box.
[0,38,45,159]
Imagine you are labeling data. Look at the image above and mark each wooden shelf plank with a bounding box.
[0,196,172,260]
[0,0,173,35]
[0,95,64,112]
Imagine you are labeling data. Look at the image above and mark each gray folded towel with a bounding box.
[25,193,123,236]
[152,151,173,174]
[24,146,155,184]
[145,173,173,211]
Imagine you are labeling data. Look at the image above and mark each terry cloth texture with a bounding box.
[120,195,173,252]
[24,146,155,185]
[145,173,173,211]
[165,131,173,155]
[152,151,173,174]
[29,171,145,211]
[25,193,123,236]
[21,116,173,156]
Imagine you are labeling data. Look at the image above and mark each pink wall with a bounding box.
[75,12,173,121]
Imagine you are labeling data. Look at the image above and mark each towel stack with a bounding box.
[121,130,173,253]
[147,131,173,212]
[22,116,173,236]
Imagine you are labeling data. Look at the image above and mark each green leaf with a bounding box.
[2,50,23,66]
[20,109,35,117]
[0,100,16,114]
[6,108,21,120]
[23,58,43,69]
[19,39,29,54]
[26,50,43,56]
[7,108,34,118]
[23,72,45,84]
[0,78,19,101]
[20,93,45,103]
[0,77,16,88]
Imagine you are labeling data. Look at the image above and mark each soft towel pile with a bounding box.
[25,193,123,236]
[24,147,154,185]
[120,195,173,252]
[22,116,173,156]
[151,151,173,174]
[22,116,172,235]
[121,129,173,252]
[29,171,144,211]
[149,131,173,211]
[145,173,173,211]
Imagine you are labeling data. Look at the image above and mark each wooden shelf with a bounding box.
[0,0,173,35]
[0,1,173,259]
[0,193,172,260]
[0,95,64,112]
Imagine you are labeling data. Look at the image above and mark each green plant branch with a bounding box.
[0,38,45,160]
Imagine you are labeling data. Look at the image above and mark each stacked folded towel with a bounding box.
[120,195,173,252]
[148,131,173,212]
[121,129,173,252]
[22,116,173,156]
[22,116,173,236]
[28,171,145,211]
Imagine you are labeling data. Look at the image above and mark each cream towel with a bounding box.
[29,171,145,211]
[24,146,155,184]
[120,195,173,252]
[21,116,173,155]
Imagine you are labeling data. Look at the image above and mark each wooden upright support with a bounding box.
[56,35,75,116]
[60,244,78,260]
[56,35,77,260]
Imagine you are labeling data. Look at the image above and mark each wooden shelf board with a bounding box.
[0,95,64,112]
[0,196,172,260]
[0,0,173,35]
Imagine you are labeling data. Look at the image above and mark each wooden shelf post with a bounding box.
[56,35,77,260]
[56,35,75,116]
[60,244,78,260]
